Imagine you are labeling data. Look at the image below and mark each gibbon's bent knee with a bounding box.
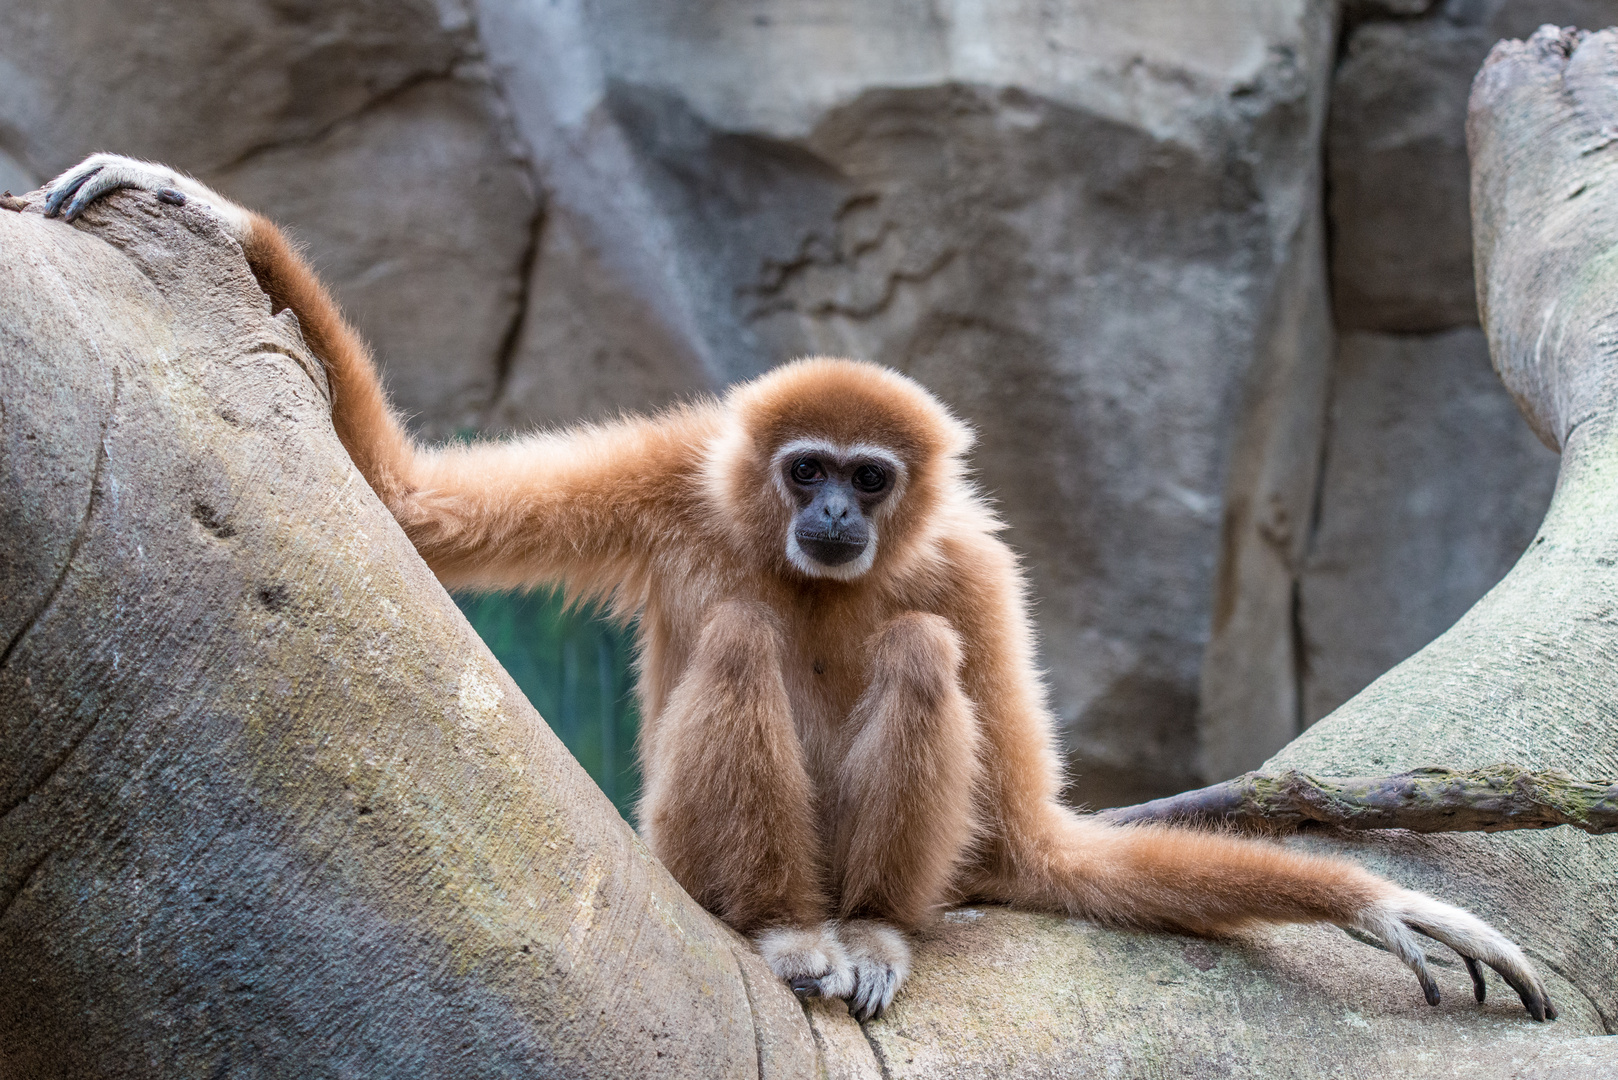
[866,612,964,689]
[700,599,784,647]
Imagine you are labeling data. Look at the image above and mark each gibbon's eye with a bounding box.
[790,458,824,484]
[852,464,887,493]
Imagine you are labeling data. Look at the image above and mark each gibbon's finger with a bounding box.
[848,970,894,1023]
[1463,956,1488,1004]
[61,170,144,222]
[788,976,821,1000]
[843,954,903,1022]
[1414,957,1443,1007]
[1365,890,1554,1020]
[839,921,908,1022]
[1488,960,1555,1022]
[43,162,103,217]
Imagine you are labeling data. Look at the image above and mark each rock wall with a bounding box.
[0,0,1571,798]
[1304,0,1598,724]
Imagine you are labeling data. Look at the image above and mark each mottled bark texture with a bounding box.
[1101,766,1618,835]
[0,194,816,1079]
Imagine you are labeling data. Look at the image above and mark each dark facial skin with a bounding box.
[783,452,895,568]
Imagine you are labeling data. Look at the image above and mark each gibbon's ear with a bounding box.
[701,408,794,566]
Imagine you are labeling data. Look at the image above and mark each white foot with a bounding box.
[756,922,855,1001]
[840,919,911,1021]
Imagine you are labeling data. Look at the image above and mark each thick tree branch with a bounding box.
[1098,765,1618,835]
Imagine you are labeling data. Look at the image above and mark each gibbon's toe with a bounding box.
[43,157,110,218]
[840,920,911,1022]
[756,922,855,1001]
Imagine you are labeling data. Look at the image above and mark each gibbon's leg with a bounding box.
[977,809,1557,1021]
[637,601,848,998]
[831,613,981,1019]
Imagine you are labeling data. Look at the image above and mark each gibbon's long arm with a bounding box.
[942,542,1556,1022]
[980,809,1553,1019]
[43,155,706,599]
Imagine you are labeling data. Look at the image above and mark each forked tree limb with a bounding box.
[1098,766,1618,835]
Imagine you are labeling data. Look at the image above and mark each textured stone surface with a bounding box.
[1329,2,1618,335]
[212,78,536,438]
[1298,329,1559,722]
[1329,19,1494,333]
[861,909,1606,1078]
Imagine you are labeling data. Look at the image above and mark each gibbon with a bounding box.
[44,155,1556,1023]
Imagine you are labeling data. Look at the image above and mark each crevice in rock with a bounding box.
[209,68,461,176]
[483,193,545,428]
[0,849,50,923]
[0,369,114,678]
[0,372,116,825]
[1536,952,1614,1036]
[1293,328,1337,736]
[726,941,770,1080]
[857,1018,894,1080]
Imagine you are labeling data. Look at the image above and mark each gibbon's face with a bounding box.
[771,439,904,581]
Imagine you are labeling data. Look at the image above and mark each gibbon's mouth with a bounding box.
[795,531,867,567]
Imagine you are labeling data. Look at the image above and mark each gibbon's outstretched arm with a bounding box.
[43,155,700,599]
[45,155,1556,1024]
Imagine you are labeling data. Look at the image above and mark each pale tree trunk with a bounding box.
[0,194,812,1078]
[4,26,1618,1076]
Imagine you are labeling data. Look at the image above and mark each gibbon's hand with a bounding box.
[1353,887,1556,1021]
[43,153,250,237]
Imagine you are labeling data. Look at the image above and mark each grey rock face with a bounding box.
[1329,20,1493,333]
[1329,1,1618,336]
[212,79,536,439]
[0,0,537,440]
[1299,330,1559,722]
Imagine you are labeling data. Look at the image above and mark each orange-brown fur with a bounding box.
[244,220,1384,941]
[47,157,1541,1019]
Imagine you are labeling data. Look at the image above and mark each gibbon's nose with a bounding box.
[821,497,852,526]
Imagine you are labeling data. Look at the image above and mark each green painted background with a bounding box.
[456,591,641,819]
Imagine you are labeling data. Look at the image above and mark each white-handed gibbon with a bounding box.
[44,155,1556,1023]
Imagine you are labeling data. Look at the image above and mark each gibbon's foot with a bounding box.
[839,919,911,1021]
[756,923,855,1002]
[1352,889,1557,1021]
[43,153,249,235]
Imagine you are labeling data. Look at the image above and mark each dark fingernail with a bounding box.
[789,976,820,999]
[158,188,187,205]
